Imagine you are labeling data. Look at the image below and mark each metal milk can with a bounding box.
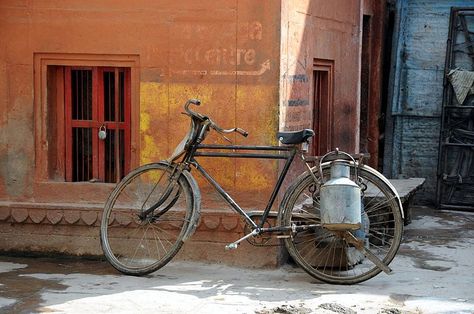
[319,157,362,231]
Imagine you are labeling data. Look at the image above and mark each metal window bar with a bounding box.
[70,69,93,182]
[120,71,125,122]
[101,69,126,183]
[71,69,92,121]
[104,71,114,182]
[105,130,114,183]
[72,127,92,181]
[115,68,120,183]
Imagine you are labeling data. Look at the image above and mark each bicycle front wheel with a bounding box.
[280,164,403,284]
[100,162,193,276]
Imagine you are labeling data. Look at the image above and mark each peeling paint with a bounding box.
[138,82,278,194]
[139,82,169,165]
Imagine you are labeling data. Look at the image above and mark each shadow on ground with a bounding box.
[0,207,473,314]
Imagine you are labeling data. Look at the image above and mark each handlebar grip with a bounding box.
[189,99,201,106]
[184,99,206,120]
[236,128,249,137]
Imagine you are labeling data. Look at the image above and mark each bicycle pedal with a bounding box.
[225,243,239,250]
[276,235,290,239]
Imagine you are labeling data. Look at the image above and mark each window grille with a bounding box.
[65,67,130,183]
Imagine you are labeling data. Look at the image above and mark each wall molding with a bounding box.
[0,201,245,231]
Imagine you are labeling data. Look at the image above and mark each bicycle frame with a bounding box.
[191,144,297,230]
[159,106,318,236]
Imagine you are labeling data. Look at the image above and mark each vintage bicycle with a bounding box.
[100,99,403,284]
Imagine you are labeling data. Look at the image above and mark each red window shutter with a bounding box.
[64,66,131,183]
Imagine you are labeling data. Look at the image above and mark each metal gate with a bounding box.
[437,7,474,211]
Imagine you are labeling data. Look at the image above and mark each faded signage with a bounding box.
[168,21,272,80]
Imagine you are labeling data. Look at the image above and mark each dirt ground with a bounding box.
[0,206,473,314]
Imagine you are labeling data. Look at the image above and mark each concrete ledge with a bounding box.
[0,178,425,267]
[388,178,426,224]
[0,202,284,268]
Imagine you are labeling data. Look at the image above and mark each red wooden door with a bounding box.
[312,60,334,156]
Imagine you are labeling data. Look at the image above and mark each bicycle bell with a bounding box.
[319,150,362,231]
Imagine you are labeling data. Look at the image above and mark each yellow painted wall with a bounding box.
[139,82,280,207]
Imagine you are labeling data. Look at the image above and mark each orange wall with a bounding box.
[280,0,384,158]
[0,1,281,205]
[0,0,385,206]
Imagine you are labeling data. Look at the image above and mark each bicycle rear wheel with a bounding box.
[280,164,403,284]
[100,162,193,276]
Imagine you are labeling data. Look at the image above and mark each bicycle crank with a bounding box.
[225,229,259,250]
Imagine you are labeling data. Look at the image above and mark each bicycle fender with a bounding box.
[356,164,404,219]
[279,162,404,220]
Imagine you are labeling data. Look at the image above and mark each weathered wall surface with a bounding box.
[280,0,362,153]
[279,0,385,176]
[0,1,282,265]
[384,0,474,204]
[0,0,387,265]
[0,0,281,203]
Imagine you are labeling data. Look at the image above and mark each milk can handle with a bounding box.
[318,148,359,182]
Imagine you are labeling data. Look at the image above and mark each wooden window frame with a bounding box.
[33,53,139,200]
[359,15,372,157]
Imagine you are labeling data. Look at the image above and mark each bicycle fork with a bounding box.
[138,164,184,220]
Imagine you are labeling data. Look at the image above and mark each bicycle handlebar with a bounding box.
[184,99,206,120]
[184,99,249,138]
[211,123,249,137]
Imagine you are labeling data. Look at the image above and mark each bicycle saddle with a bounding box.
[277,129,315,144]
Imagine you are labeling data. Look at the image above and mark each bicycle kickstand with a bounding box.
[225,229,259,250]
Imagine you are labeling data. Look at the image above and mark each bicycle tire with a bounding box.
[100,162,194,276]
[280,163,403,284]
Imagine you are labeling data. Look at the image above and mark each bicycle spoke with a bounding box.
[130,224,150,262]
[151,228,163,260]
[367,211,393,219]
[370,229,395,239]
[369,220,396,226]
[101,163,193,275]
[283,164,403,284]
[365,196,398,214]
[148,224,180,244]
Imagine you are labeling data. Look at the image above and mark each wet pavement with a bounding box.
[0,206,473,314]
